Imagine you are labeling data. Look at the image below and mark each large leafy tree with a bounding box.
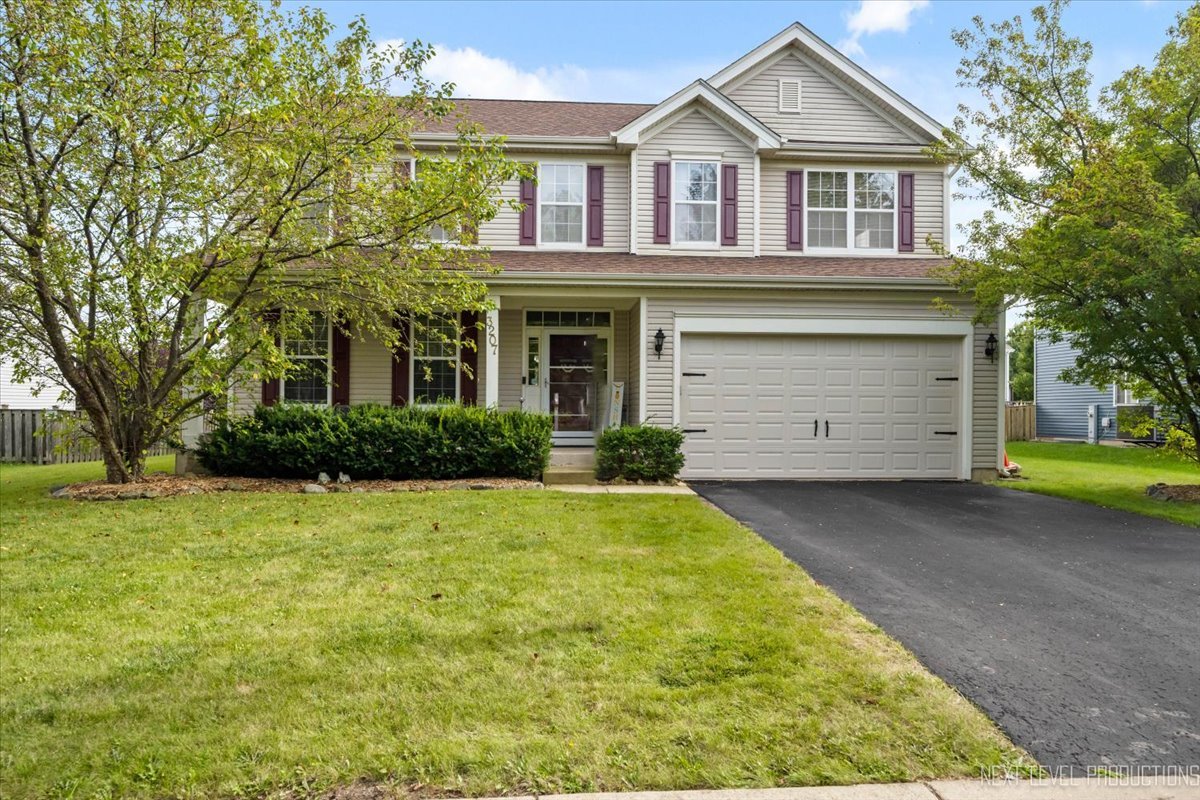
[0,0,527,482]
[931,1,1200,460]
[1008,319,1034,402]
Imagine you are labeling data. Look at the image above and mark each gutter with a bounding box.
[481,271,948,291]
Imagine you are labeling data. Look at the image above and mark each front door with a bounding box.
[543,331,609,443]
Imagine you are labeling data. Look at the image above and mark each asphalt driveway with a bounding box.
[690,480,1200,769]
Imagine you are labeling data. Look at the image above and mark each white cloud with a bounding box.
[838,0,930,56]
[380,39,718,103]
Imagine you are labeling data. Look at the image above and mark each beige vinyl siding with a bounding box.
[913,171,945,255]
[725,49,924,145]
[497,307,524,410]
[641,290,999,475]
[635,109,754,256]
[480,156,629,253]
[626,305,641,422]
[349,332,392,405]
[759,162,944,256]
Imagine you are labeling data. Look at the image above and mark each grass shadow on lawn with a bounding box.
[1,459,1030,798]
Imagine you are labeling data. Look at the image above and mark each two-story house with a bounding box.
[229,23,1004,482]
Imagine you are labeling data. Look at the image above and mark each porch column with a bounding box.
[484,295,500,407]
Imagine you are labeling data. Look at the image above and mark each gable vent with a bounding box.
[778,79,801,113]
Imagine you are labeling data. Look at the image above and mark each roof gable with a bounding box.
[613,80,781,150]
[709,22,944,143]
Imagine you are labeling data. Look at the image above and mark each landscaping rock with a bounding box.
[337,472,351,484]
[469,483,493,490]
[222,480,244,492]
[351,487,365,493]
[303,483,327,494]
[317,472,331,485]
[50,486,73,499]
[1146,483,1200,503]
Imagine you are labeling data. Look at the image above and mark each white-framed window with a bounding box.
[1114,385,1142,405]
[538,163,585,246]
[282,312,331,405]
[778,79,801,113]
[672,160,719,246]
[411,157,458,245]
[411,313,460,404]
[806,169,897,252]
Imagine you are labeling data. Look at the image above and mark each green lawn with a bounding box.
[1003,441,1200,527]
[1,459,1028,799]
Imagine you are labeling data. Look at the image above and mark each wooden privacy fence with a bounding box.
[0,409,172,465]
[1005,403,1036,442]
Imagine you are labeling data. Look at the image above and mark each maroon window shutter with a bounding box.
[898,171,915,253]
[459,310,479,405]
[786,170,804,251]
[260,309,281,406]
[391,313,410,406]
[331,320,351,407]
[587,165,604,247]
[720,163,738,246]
[653,161,670,244]
[519,177,537,245]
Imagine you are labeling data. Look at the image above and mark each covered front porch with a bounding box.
[480,296,643,445]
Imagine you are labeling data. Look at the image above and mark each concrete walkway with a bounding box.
[548,484,694,494]
[484,777,1200,800]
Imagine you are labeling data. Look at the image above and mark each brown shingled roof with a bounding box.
[417,99,653,138]
[483,251,946,280]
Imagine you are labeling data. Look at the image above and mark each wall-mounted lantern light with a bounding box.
[654,328,666,359]
[985,332,998,363]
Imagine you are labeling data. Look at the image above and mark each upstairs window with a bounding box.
[411,313,460,404]
[806,170,896,251]
[673,160,718,245]
[539,164,585,245]
[413,158,458,244]
[778,79,802,113]
[282,313,330,405]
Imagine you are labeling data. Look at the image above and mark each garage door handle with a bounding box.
[813,419,818,438]
[934,430,958,435]
[935,377,959,382]
[825,420,829,438]
[682,428,707,434]
[681,371,706,377]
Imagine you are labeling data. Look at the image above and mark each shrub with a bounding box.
[197,403,552,480]
[595,424,685,482]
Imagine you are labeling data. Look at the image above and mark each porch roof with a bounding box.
[483,251,947,281]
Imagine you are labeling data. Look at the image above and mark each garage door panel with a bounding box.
[681,334,962,480]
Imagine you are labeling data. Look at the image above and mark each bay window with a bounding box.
[411,313,460,404]
[673,160,718,244]
[806,169,896,251]
[538,163,585,245]
[282,313,331,405]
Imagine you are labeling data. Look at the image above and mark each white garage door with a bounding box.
[680,334,962,479]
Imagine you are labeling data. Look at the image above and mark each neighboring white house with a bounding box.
[226,22,1004,482]
[0,359,74,410]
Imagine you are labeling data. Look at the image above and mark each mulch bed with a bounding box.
[1145,484,1200,503]
[52,472,543,501]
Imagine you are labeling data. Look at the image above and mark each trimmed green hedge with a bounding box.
[595,424,685,482]
[197,403,552,480]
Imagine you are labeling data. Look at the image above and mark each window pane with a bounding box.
[807,171,847,210]
[539,164,584,204]
[525,310,542,326]
[674,161,718,202]
[854,211,894,249]
[414,358,457,404]
[674,202,717,242]
[283,313,328,357]
[854,172,895,210]
[414,314,458,358]
[283,358,328,404]
[540,204,583,243]
[593,312,610,327]
[807,209,848,248]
